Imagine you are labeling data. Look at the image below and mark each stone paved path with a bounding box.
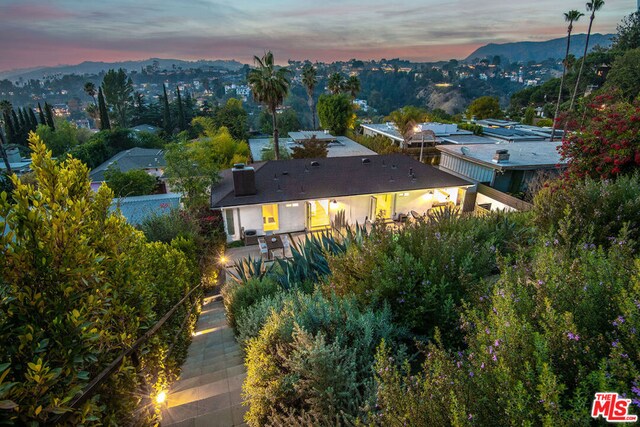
[161,294,247,427]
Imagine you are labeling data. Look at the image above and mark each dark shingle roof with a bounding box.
[211,154,472,208]
[90,148,166,181]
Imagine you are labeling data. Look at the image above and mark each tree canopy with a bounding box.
[317,94,354,135]
[467,96,503,119]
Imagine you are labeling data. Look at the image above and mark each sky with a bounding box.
[0,0,636,72]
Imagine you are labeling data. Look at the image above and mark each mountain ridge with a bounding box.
[466,33,614,63]
[0,58,246,81]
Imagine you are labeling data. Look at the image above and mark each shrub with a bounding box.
[372,230,640,426]
[0,134,199,424]
[533,174,640,250]
[347,131,401,154]
[222,277,281,330]
[243,290,401,426]
[139,209,200,245]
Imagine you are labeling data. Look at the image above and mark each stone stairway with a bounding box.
[160,295,247,427]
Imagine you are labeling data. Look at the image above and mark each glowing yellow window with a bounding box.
[262,204,279,232]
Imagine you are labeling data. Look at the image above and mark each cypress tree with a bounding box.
[28,107,38,131]
[3,111,15,145]
[18,108,27,133]
[176,86,186,131]
[44,103,55,130]
[162,84,172,133]
[11,110,22,144]
[98,88,111,130]
[38,103,46,125]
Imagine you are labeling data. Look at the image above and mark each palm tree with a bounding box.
[84,82,97,106]
[301,64,318,129]
[551,10,584,141]
[247,51,291,160]
[345,76,361,99]
[327,73,344,95]
[569,0,605,112]
[386,106,427,150]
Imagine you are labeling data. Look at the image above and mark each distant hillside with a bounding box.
[466,33,613,63]
[0,58,246,81]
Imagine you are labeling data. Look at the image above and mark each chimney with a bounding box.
[492,149,510,164]
[232,163,256,196]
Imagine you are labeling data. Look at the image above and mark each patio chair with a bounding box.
[257,238,268,258]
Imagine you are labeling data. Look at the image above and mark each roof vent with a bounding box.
[282,171,289,175]
[310,161,320,167]
[391,164,397,170]
[362,158,371,164]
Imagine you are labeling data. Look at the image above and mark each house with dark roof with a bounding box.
[89,147,166,191]
[210,154,473,242]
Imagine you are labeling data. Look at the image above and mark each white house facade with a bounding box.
[210,154,472,242]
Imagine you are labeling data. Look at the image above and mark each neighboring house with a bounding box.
[111,193,181,224]
[210,154,472,242]
[0,147,32,175]
[248,133,376,161]
[361,122,474,146]
[437,142,566,194]
[90,147,166,191]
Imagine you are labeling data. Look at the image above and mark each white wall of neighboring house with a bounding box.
[476,192,517,212]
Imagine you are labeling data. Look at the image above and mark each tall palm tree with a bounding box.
[83,82,97,106]
[301,64,318,129]
[569,0,605,112]
[551,10,584,141]
[327,73,344,95]
[247,51,291,160]
[345,75,361,99]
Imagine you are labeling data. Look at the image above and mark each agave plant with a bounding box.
[229,255,272,284]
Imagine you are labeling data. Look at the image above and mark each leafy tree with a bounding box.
[569,0,605,111]
[212,98,248,141]
[165,127,249,210]
[0,133,199,424]
[35,121,81,156]
[551,10,585,140]
[104,166,158,197]
[291,135,328,159]
[302,64,318,129]
[102,68,133,127]
[247,51,291,160]
[467,96,503,120]
[259,108,300,135]
[327,73,345,94]
[386,106,428,148]
[523,106,536,125]
[611,11,640,53]
[604,48,640,100]
[317,93,354,135]
[98,88,111,130]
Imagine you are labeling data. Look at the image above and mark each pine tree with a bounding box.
[162,84,172,133]
[176,86,186,131]
[28,107,38,131]
[44,102,55,130]
[37,103,46,125]
[98,88,111,130]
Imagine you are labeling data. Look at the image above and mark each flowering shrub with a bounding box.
[559,95,640,180]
